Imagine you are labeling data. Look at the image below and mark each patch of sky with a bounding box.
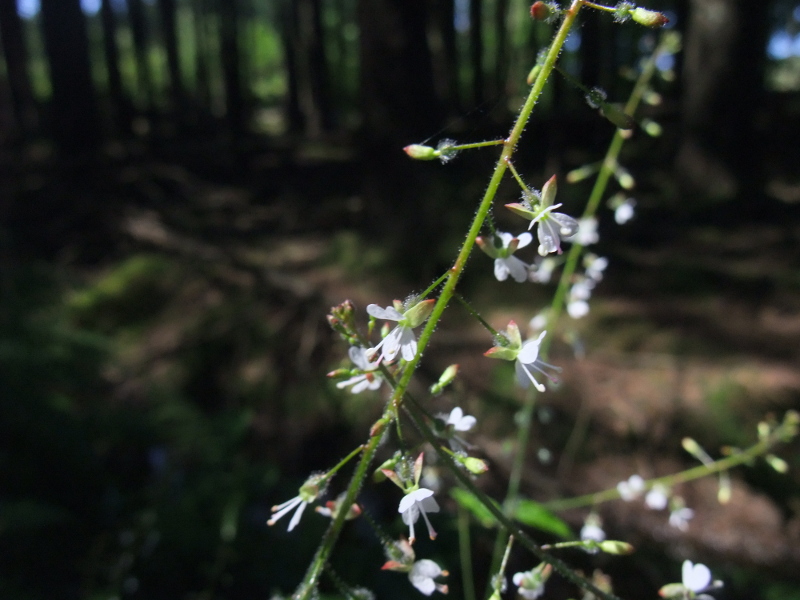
[454,0,470,33]
[768,29,800,59]
[81,0,100,15]
[17,0,38,19]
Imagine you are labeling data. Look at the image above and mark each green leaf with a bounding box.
[450,488,499,528]
[514,499,572,539]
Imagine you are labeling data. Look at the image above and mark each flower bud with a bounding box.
[526,64,542,85]
[598,540,635,555]
[431,364,460,395]
[404,144,438,160]
[530,2,550,20]
[658,583,685,598]
[766,454,789,473]
[463,456,489,475]
[631,7,669,28]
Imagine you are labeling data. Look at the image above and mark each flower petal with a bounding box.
[367,304,403,321]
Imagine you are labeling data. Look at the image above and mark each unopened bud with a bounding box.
[631,7,669,28]
[431,364,459,395]
[658,583,685,598]
[642,119,662,137]
[327,368,350,378]
[463,456,489,475]
[598,540,635,555]
[766,454,789,473]
[526,64,542,85]
[566,162,600,183]
[404,144,438,160]
[530,2,550,20]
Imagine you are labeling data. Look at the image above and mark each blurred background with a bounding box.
[1,0,800,598]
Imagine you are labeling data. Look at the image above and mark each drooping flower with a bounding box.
[617,474,646,501]
[367,299,435,363]
[446,407,476,432]
[682,560,712,593]
[580,514,606,543]
[409,559,449,595]
[669,504,695,532]
[645,484,669,510]
[399,488,440,543]
[584,254,608,282]
[484,322,561,392]
[475,231,533,282]
[436,406,477,453]
[568,217,599,246]
[268,472,328,532]
[314,492,362,522]
[614,198,636,224]
[505,176,579,255]
[335,346,383,393]
[512,563,552,600]
[528,256,559,283]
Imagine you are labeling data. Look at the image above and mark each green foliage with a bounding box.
[513,499,572,539]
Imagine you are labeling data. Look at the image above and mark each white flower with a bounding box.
[569,217,599,246]
[367,300,434,363]
[505,176,579,256]
[617,474,646,501]
[409,559,449,595]
[529,311,548,332]
[398,488,440,543]
[567,278,595,319]
[476,232,533,283]
[580,522,606,542]
[567,299,590,319]
[512,564,551,600]
[446,407,476,432]
[515,331,560,392]
[645,485,669,510]
[529,257,558,283]
[584,254,608,281]
[268,473,326,532]
[682,560,711,592]
[614,198,636,224]
[669,506,695,531]
[336,346,383,393]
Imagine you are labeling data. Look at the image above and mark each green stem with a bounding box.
[297,2,585,596]
[492,27,668,579]
[449,139,506,151]
[540,421,793,512]
[458,505,476,600]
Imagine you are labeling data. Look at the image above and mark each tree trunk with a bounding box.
[40,0,100,155]
[676,0,769,202]
[279,0,304,133]
[0,0,36,134]
[217,0,244,133]
[470,0,484,106]
[100,0,133,135]
[493,0,509,97]
[128,0,153,109]
[158,0,185,113]
[431,0,460,112]
[303,0,332,132]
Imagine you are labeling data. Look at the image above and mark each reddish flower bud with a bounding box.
[630,7,669,28]
[530,1,550,20]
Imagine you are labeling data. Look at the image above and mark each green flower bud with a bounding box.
[430,364,459,395]
[766,454,789,473]
[598,540,635,555]
[631,7,669,28]
[463,456,489,475]
[600,103,635,130]
[403,144,438,160]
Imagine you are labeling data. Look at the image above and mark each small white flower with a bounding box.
[682,560,712,592]
[569,217,599,246]
[617,474,646,501]
[398,488,440,543]
[529,311,548,332]
[669,506,695,531]
[584,254,608,282]
[515,331,560,392]
[580,522,606,543]
[614,198,636,224]
[336,346,383,393]
[645,485,669,510]
[476,232,533,283]
[268,473,327,532]
[409,559,449,595]
[529,257,559,283]
[512,564,551,600]
[446,407,476,432]
[367,300,434,363]
[567,299,590,319]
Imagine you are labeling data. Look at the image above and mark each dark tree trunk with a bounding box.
[0,0,36,134]
[470,0,484,105]
[40,0,100,155]
[494,0,509,97]
[432,0,460,112]
[279,0,304,133]
[302,0,333,132]
[158,0,185,112]
[217,0,244,133]
[676,0,769,202]
[193,0,212,108]
[100,0,133,135]
[128,0,153,108]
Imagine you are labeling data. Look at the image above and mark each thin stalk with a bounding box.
[297,2,585,596]
[458,505,476,600]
